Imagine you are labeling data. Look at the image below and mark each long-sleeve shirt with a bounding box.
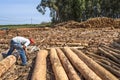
[12,36,30,47]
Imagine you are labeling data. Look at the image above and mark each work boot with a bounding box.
[21,63,27,66]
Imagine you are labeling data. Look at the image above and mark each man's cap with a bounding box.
[29,38,35,44]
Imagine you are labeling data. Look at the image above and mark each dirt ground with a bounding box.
[0,17,120,80]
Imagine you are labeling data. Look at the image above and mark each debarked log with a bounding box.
[101,44,120,54]
[63,47,102,80]
[50,48,68,80]
[0,54,4,61]
[100,45,120,59]
[72,48,118,80]
[112,42,120,49]
[96,61,120,78]
[31,50,48,80]
[87,52,120,68]
[0,55,16,77]
[48,42,88,46]
[98,47,120,64]
[56,48,81,80]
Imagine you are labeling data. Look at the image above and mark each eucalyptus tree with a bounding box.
[37,0,120,23]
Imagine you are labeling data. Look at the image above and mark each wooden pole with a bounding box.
[63,47,102,80]
[71,48,118,80]
[50,48,68,80]
[31,50,48,80]
[56,48,81,80]
[0,55,16,77]
[98,47,120,64]
[0,54,4,61]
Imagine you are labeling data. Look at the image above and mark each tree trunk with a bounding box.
[63,47,102,80]
[0,55,16,77]
[50,48,68,80]
[56,48,81,80]
[71,48,118,80]
[96,61,120,77]
[98,47,120,64]
[31,50,48,80]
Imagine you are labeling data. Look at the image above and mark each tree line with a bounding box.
[37,0,120,23]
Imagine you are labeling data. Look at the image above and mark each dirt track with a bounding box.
[0,17,120,80]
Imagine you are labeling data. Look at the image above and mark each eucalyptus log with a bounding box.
[50,48,68,80]
[31,50,48,80]
[112,42,120,49]
[98,47,120,64]
[96,59,120,71]
[0,54,3,61]
[89,53,120,68]
[97,61,120,78]
[56,48,81,80]
[101,45,120,59]
[0,55,16,77]
[72,48,118,80]
[46,47,84,50]
[101,44,120,54]
[49,42,88,46]
[63,47,102,80]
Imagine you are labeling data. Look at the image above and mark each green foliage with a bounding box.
[0,23,51,29]
[37,0,120,23]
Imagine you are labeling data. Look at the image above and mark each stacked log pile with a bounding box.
[0,55,16,77]
[0,47,119,80]
[32,47,119,80]
[31,50,48,80]
[85,43,120,79]
[0,17,120,80]
[54,17,120,28]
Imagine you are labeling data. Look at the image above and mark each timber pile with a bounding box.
[85,44,120,79]
[1,47,119,80]
[54,17,120,28]
[31,50,48,80]
[79,17,115,28]
[0,17,120,80]
[34,47,119,80]
[0,55,16,77]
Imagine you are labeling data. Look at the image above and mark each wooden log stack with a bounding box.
[31,50,48,80]
[71,48,118,80]
[50,48,69,80]
[0,55,16,77]
[0,46,119,80]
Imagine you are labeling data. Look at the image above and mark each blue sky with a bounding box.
[0,0,51,25]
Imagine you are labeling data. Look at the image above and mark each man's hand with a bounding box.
[22,45,26,50]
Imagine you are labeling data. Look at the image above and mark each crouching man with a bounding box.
[7,36,35,66]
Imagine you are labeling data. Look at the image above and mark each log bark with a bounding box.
[101,44,120,54]
[88,52,120,68]
[56,48,81,80]
[63,47,102,80]
[101,46,120,59]
[96,61,120,78]
[98,47,120,64]
[71,48,118,80]
[0,54,4,61]
[0,55,16,77]
[46,47,84,50]
[50,48,68,80]
[31,50,48,80]
[48,42,88,46]
[112,42,120,48]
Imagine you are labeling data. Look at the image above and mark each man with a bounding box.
[7,36,35,66]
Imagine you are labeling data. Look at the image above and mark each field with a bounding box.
[0,17,120,80]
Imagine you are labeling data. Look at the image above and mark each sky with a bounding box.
[0,0,51,25]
